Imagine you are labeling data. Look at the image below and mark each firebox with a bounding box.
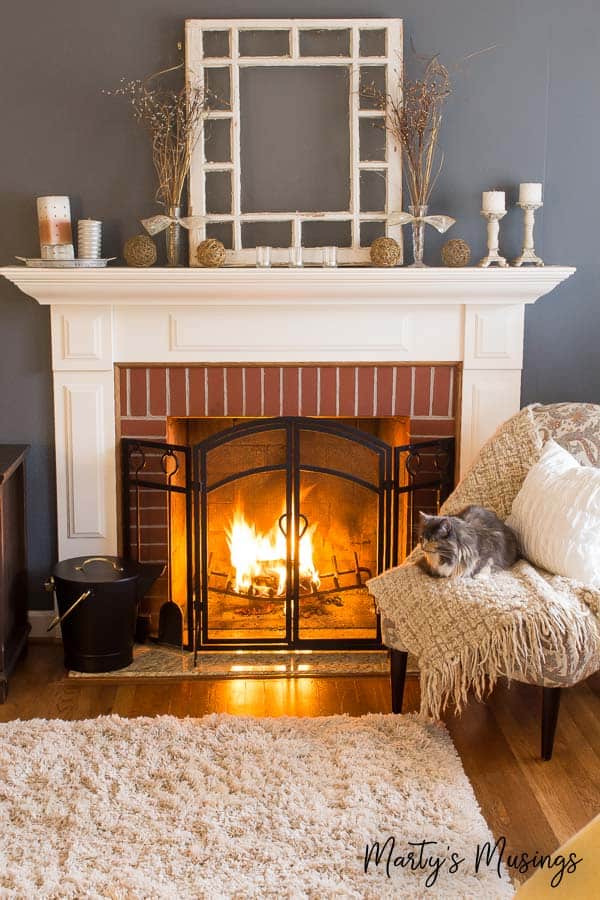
[121,416,454,654]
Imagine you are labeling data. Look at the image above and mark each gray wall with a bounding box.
[1,1,598,609]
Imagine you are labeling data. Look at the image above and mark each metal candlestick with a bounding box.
[513,202,544,267]
[478,210,508,268]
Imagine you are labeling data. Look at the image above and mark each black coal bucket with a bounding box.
[46,556,164,672]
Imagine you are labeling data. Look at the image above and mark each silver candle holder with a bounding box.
[77,219,102,259]
[478,210,509,268]
[513,202,544,267]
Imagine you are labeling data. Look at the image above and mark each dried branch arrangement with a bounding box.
[105,65,210,208]
[364,56,452,208]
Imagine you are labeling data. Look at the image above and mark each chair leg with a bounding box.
[390,649,408,714]
[541,687,561,760]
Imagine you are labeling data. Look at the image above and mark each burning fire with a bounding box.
[226,508,320,598]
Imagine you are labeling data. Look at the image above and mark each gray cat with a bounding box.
[418,505,519,578]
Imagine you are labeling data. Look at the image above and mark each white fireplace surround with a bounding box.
[0,265,575,594]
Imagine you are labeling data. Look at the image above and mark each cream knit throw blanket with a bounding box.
[367,406,600,719]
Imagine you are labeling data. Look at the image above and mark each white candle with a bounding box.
[519,183,543,204]
[482,191,506,214]
[36,195,73,246]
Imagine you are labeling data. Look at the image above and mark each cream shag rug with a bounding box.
[0,714,513,899]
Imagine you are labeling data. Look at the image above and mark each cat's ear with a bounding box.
[419,511,433,522]
[437,517,452,536]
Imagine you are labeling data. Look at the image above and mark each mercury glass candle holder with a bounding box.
[288,246,303,268]
[321,246,337,268]
[478,210,509,268]
[256,246,272,268]
[513,202,544,267]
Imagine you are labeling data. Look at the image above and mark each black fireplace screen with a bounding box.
[122,417,454,653]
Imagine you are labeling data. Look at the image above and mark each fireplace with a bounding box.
[121,393,454,651]
[0,264,574,637]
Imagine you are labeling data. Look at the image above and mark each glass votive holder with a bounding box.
[288,246,303,268]
[256,246,271,268]
[322,246,337,267]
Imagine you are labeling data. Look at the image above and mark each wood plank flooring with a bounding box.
[2,643,599,881]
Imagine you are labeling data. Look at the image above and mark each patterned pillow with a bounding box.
[531,402,600,468]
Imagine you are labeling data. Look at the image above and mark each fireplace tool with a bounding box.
[157,449,184,647]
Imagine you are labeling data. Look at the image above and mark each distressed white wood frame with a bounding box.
[185,18,403,266]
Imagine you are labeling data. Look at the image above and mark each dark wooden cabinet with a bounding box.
[0,445,30,702]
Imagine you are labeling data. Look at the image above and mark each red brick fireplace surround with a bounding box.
[118,362,458,645]
[117,364,458,442]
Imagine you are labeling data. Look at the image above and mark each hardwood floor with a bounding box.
[2,643,599,877]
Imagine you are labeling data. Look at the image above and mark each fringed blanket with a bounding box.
[367,405,600,719]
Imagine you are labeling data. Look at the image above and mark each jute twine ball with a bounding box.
[441,238,471,268]
[123,234,157,267]
[197,238,226,267]
[370,236,401,267]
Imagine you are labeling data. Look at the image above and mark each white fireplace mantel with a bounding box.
[0,264,574,306]
[0,264,575,571]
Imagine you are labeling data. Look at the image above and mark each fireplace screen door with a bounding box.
[122,417,454,653]
[194,418,390,650]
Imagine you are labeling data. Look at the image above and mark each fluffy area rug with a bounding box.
[0,714,513,899]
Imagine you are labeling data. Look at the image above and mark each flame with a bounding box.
[226,508,320,598]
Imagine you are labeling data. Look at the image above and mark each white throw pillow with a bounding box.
[507,439,600,587]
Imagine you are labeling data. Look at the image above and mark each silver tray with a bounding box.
[16,257,116,268]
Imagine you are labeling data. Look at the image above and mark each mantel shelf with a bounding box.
[0,265,575,307]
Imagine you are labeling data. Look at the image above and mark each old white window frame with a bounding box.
[185,18,403,266]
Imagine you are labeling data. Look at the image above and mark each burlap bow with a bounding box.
[387,211,456,233]
[141,214,206,236]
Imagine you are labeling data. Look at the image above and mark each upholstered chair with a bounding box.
[368,403,600,761]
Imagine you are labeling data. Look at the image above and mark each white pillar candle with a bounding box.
[519,182,543,204]
[36,195,73,246]
[482,191,506,214]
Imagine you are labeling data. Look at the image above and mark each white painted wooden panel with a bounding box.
[53,373,117,558]
[463,304,525,369]
[51,305,113,371]
[114,305,462,363]
[459,369,522,477]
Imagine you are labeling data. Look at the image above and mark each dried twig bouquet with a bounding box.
[105,64,210,209]
[364,55,452,208]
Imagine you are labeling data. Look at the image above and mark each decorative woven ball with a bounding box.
[123,234,157,267]
[370,236,401,267]
[197,238,226,267]
[441,238,471,268]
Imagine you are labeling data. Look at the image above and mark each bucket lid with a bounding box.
[53,556,143,584]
